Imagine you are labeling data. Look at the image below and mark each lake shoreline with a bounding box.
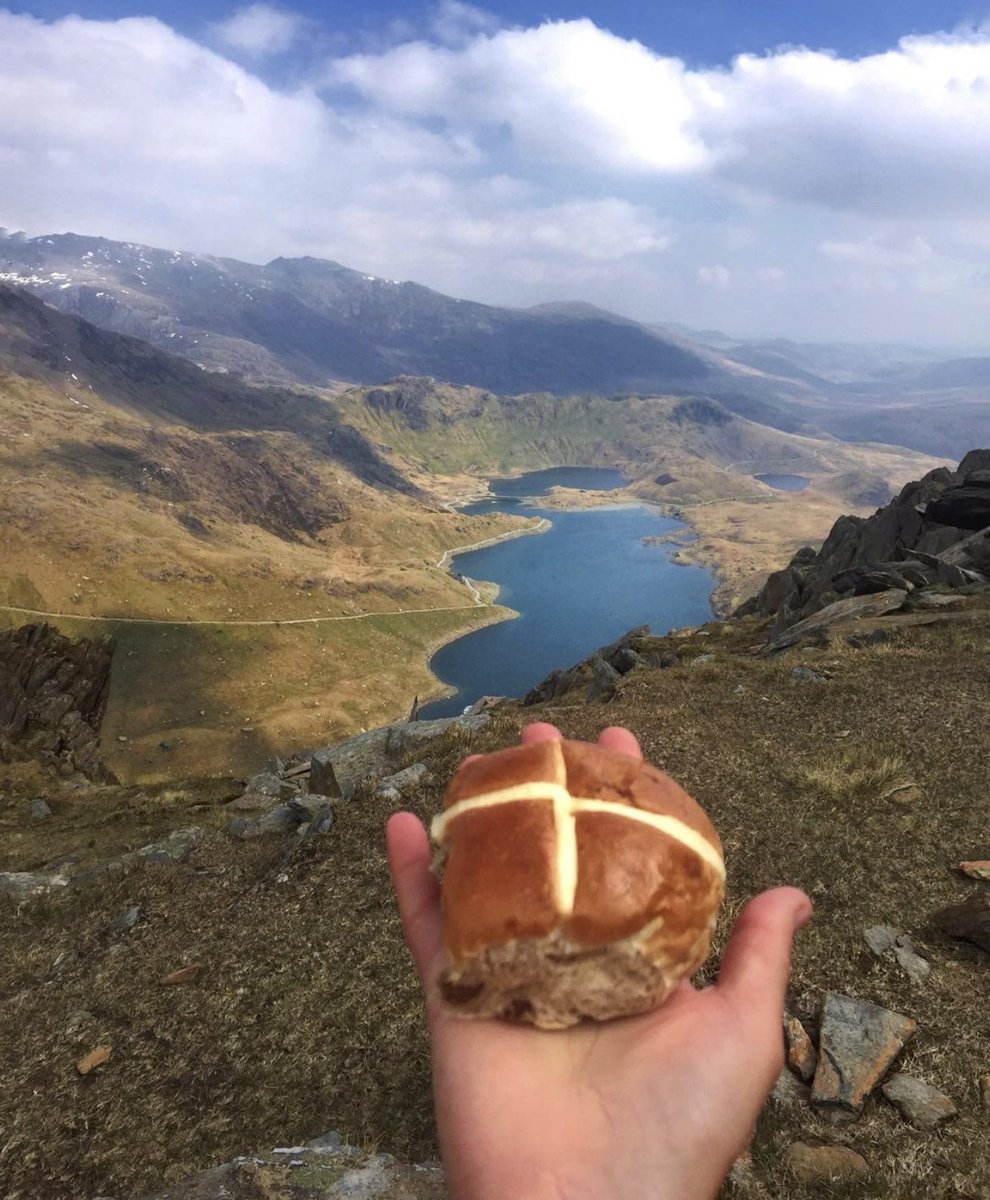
[419,474,717,718]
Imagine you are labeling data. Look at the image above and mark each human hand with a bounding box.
[385,722,812,1200]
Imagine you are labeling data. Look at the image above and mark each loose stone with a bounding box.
[783,1143,870,1183]
[784,1014,818,1082]
[881,1073,957,1128]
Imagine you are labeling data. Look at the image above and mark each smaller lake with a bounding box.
[754,473,810,492]
[490,465,626,497]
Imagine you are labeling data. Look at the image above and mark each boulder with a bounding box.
[959,860,990,881]
[763,590,908,655]
[587,655,621,701]
[925,482,990,530]
[230,770,299,811]
[881,1074,957,1128]
[811,992,917,1117]
[308,714,490,799]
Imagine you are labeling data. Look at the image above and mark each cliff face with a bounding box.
[738,450,990,629]
[0,623,116,782]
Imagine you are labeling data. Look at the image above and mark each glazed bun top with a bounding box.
[430,737,724,964]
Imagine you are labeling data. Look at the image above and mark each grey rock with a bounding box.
[863,925,899,956]
[127,827,202,865]
[764,590,908,654]
[289,801,336,840]
[0,870,70,900]
[227,816,262,840]
[612,647,645,674]
[257,804,307,835]
[29,798,53,821]
[792,666,827,683]
[309,713,490,800]
[811,992,918,1117]
[587,654,621,700]
[864,925,930,983]
[882,1073,957,1127]
[691,653,716,666]
[740,453,990,629]
[893,939,931,985]
[846,628,893,648]
[231,770,299,810]
[309,747,346,799]
[376,763,428,797]
[107,905,142,936]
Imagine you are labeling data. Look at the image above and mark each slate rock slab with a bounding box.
[882,1073,957,1128]
[783,1143,870,1183]
[811,992,917,1117]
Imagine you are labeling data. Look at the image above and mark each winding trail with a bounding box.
[0,518,551,630]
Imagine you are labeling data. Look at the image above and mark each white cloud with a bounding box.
[210,4,304,56]
[430,1,500,47]
[328,20,712,173]
[2,10,990,343]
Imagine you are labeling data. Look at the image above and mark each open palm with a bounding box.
[386,723,812,1200]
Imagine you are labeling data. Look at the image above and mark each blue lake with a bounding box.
[489,465,627,497]
[755,473,810,492]
[419,468,714,718]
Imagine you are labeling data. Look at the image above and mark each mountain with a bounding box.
[0,231,713,397]
[7,229,990,458]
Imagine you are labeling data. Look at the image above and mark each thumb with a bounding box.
[716,886,812,1028]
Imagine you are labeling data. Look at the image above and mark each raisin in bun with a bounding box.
[429,737,724,1030]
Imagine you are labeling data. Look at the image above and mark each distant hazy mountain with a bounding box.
[3,229,989,458]
[0,231,712,397]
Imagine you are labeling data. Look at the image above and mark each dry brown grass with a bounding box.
[0,600,988,1200]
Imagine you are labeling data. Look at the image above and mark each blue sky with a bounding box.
[16,1,983,63]
[3,2,990,343]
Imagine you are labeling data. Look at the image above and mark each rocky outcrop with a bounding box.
[0,622,116,781]
[738,450,990,630]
